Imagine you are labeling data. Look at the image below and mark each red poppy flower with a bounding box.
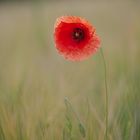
[54,16,100,61]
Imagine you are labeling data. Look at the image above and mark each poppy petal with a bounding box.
[54,16,100,61]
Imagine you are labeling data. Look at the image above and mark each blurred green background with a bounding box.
[0,0,140,140]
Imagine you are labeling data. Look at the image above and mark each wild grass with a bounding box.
[0,1,140,140]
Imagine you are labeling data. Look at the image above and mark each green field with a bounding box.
[0,1,140,140]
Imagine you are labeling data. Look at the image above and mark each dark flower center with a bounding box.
[72,28,84,42]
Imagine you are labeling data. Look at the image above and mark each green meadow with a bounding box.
[0,1,140,140]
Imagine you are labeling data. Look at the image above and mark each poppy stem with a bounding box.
[100,48,108,140]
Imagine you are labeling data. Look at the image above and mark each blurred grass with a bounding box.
[0,1,140,140]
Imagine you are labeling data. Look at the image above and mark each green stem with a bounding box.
[64,97,86,137]
[100,48,108,140]
[64,97,81,122]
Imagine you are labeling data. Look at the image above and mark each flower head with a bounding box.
[54,16,100,61]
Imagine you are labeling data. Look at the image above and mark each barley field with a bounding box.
[0,1,140,140]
